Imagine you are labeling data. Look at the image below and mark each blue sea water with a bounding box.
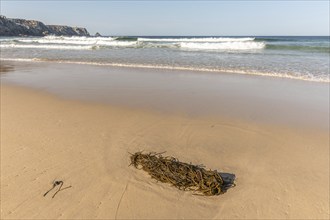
[0,36,329,82]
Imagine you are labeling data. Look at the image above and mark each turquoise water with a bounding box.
[0,36,329,82]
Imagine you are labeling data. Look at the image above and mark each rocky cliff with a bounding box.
[0,15,90,36]
[47,25,89,36]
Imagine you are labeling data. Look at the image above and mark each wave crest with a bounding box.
[180,42,265,50]
[0,44,96,50]
[138,37,255,42]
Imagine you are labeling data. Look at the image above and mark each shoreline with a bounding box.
[1,84,329,219]
[1,58,329,83]
[1,60,329,131]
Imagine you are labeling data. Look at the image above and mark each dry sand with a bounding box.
[1,84,329,219]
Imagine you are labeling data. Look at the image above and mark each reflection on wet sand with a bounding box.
[0,64,14,74]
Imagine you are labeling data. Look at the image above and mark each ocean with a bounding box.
[0,36,329,82]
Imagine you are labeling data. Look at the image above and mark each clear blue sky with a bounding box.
[1,1,329,36]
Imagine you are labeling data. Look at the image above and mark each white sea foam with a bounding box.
[0,41,137,50]
[0,36,256,44]
[1,36,137,47]
[14,36,120,45]
[0,44,95,50]
[43,35,117,42]
[180,42,265,50]
[93,41,137,46]
[2,58,328,83]
[0,36,261,50]
[138,37,255,42]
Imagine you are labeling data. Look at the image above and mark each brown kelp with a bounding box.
[130,152,236,196]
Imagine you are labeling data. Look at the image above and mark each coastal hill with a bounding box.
[0,15,90,36]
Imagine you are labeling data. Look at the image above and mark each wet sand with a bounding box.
[2,61,329,130]
[1,61,329,219]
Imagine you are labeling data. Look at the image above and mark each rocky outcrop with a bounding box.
[0,15,33,36]
[95,32,102,37]
[10,18,52,36]
[0,15,90,36]
[47,25,89,36]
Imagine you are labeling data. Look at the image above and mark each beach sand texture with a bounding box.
[1,83,329,219]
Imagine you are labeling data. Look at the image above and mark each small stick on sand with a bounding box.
[44,180,72,198]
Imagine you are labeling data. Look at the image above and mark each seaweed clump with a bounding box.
[130,152,236,196]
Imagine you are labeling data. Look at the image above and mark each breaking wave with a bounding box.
[180,42,265,50]
[0,44,96,50]
[16,36,118,45]
[14,35,141,47]
[0,36,264,51]
[138,37,255,42]
[1,36,328,53]
[1,36,328,82]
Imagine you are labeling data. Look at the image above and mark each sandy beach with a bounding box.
[1,61,329,219]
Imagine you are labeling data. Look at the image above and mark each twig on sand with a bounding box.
[44,180,72,198]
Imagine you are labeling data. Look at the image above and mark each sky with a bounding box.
[1,1,329,36]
